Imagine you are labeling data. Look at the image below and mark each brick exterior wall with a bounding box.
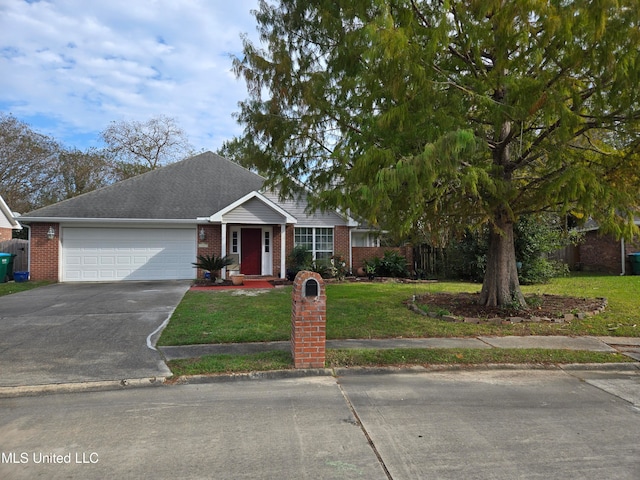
[285,224,295,260]
[352,245,414,274]
[26,221,371,282]
[196,224,222,279]
[578,230,640,274]
[0,227,12,241]
[29,223,60,281]
[273,225,282,278]
[290,271,326,368]
[333,225,350,261]
[283,224,359,274]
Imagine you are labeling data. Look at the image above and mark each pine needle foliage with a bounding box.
[230,0,640,306]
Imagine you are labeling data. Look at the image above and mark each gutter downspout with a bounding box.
[23,224,31,276]
[620,238,626,276]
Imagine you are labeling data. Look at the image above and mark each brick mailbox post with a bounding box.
[291,271,326,368]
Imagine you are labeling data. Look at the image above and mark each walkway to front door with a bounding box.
[241,228,262,275]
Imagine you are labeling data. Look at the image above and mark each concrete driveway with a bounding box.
[0,281,190,388]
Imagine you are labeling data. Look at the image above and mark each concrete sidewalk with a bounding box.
[159,335,640,361]
[2,335,638,399]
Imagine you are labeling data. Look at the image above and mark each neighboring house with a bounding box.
[0,195,21,241]
[18,152,375,282]
[572,218,640,275]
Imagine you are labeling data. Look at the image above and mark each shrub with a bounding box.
[444,214,575,284]
[366,250,410,278]
[514,215,573,284]
[309,259,331,278]
[329,254,349,280]
[286,245,312,280]
[445,230,487,282]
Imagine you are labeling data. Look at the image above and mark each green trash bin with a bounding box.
[628,253,640,275]
[0,253,16,283]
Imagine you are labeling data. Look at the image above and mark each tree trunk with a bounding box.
[479,212,526,308]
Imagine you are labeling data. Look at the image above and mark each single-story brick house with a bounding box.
[572,219,640,274]
[0,195,21,241]
[19,152,385,282]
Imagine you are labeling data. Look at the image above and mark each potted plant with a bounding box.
[192,254,234,283]
[363,260,376,280]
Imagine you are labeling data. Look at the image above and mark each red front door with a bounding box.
[241,228,262,275]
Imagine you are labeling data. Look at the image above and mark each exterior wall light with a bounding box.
[199,228,206,241]
[47,226,56,240]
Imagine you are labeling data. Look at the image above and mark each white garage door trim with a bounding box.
[61,227,196,282]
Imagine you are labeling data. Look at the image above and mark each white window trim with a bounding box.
[294,226,334,261]
[230,227,240,254]
[261,227,273,275]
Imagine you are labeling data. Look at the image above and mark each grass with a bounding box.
[166,348,633,376]
[1,276,633,374]
[168,350,293,376]
[0,280,51,297]
[161,288,292,345]
[325,348,633,368]
[158,274,640,346]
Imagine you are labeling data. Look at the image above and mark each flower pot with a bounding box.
[231,274,245,286]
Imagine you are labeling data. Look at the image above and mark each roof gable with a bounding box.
[209,191,297,224]
[0,195,20,229]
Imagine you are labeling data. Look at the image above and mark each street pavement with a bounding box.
[1,368,639,479]
[1,282,639,478]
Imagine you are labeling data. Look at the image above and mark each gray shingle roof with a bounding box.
[21,152,265,220]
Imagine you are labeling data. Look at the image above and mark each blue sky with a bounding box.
[0,0,261,151]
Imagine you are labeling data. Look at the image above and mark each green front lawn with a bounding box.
[167,348,632,376]
[158,274,640,346]
[0,280,51,297]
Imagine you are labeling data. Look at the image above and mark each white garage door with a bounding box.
[62,227,196,282]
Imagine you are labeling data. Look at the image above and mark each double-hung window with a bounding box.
[294,227,333,261]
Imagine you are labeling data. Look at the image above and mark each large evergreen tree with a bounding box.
[230,0,640,306]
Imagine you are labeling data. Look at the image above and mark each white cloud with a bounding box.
[0,0,261,151]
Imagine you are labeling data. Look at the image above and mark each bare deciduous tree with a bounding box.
[52,148,111,201]
[101,115,193,172]
[0,113,60,213]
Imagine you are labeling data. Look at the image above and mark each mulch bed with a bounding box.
[413,292,607,322]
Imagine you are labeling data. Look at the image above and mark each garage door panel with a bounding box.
[62,228,196,282]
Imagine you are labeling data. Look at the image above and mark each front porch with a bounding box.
[195,223,290,280]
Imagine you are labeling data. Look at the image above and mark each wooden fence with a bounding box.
[412,244,449,278]
[0,239,29,273]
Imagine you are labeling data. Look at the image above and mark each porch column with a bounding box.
[280,224,286,279]
[221,222,227,277]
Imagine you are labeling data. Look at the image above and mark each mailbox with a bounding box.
[291,271,326,368]
[304,278,319,297]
